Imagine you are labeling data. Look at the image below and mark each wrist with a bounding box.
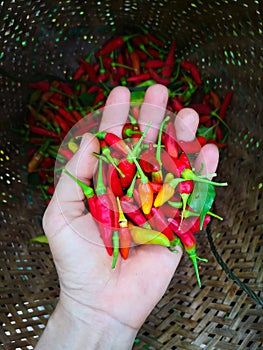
[36,292,138,350]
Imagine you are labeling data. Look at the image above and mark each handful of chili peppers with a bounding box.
[22,30,233,286]
[60,109,227,287]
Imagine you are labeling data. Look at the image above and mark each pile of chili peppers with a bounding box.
[62,112,227,287]
[21,30,233,286]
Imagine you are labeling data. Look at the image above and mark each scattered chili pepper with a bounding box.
[162,39,176,78]
[218,90,233,119]
[96,34,137,57]
[127,41,141,76]
[27,139,50,173]
[210,91,221,109]
[180,61,202,85]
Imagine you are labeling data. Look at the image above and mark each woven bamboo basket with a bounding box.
[0,0,263,349]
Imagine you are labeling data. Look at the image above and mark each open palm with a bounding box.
[43,84,219,331]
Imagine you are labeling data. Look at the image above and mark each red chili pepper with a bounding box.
[121,122,142,139]
[131,35,148,47]
[199,115,211,124]
[96,34,137,56]
[117,158,136,189]
[71,110,83,122]
[106,187,119,229]
[149,68,170,85]
[210,91,221,109]
[120,196,150,228]
[186,215,211,233]
[29,125,60,139]
[58,108,76,123]
[59,82,74,96]
[59,148,74,161]
[126,73,151,82]
[180,61,202,85]
[127,41,141,76]
[207,139,227,148]
[218,90,233,119]
[134,49,148,60]
[145,207,175,241]
[162,39,176,78]
[178,139,202,154]
[144,59,165,69]
[162,121,179,159]
[177,180,194,223]
[145,32,165,47]
[73,64,86,80]
[116,52,126,77]
[161,203,181,219]
[147,47,161,58]
[40,156,54,169]
[216,125,223,140]
[161,151,179,175]
[197,135,207,146]
[28,81,50,92]
[95,158,119,256]
[95,131,129,157]
[55,114,72,133]
[107,163,124,197]
[139,143,160,173]
[170,154,190,178]
[171,97,184,112]
[188,104,212,115]
[170,219,207,287]
[119,121,151,187]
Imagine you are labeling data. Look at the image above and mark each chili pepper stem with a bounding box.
[96,158,107,195]
[156,115,170,167]
[126,171,138,198]
[188,253,208,287]
[111,62,136,70]
[207,211,223,220]
[210,110,231,131]
[126,121,152,162]
[180,193,190,227]
[101,147,125,178]
[132,157,148,184]
[112,231,120,269]
[182,169,228,186]
[63,169,94,198]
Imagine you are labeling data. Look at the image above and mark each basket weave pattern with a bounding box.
[1,1,263,349]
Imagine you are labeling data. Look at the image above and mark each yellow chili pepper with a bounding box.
[129,226,170,247]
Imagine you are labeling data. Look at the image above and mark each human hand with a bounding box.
[37,84,219,350]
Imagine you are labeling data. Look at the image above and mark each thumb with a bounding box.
[45,133,100,222]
